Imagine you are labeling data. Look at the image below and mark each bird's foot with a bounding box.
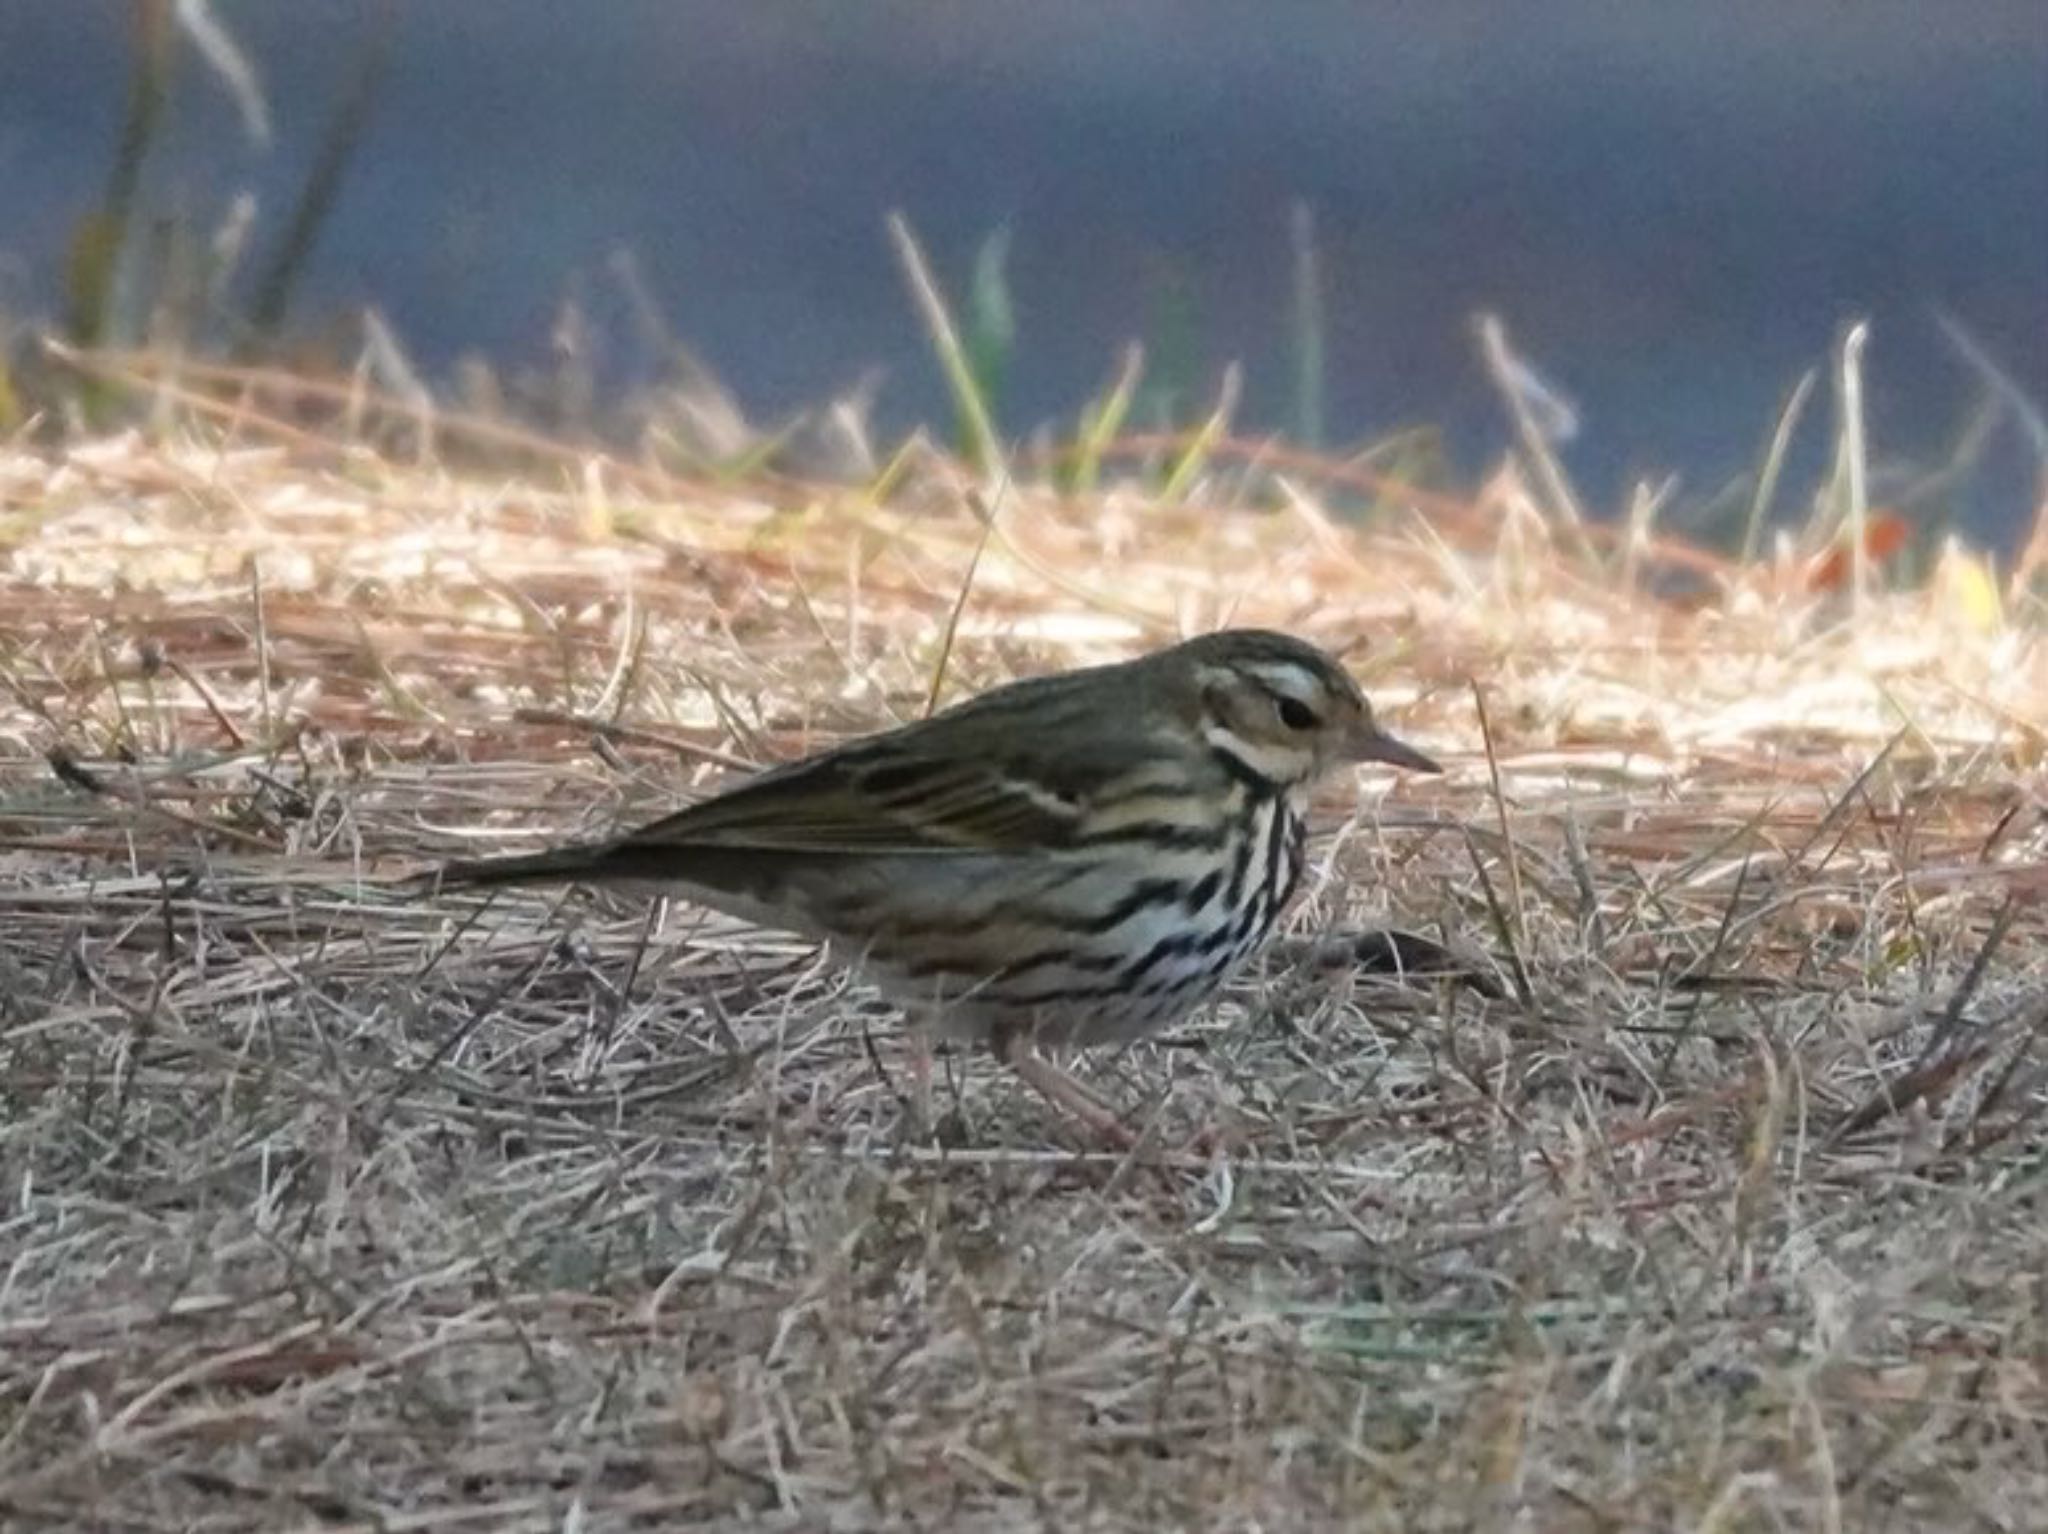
[996,1036,1144,1152]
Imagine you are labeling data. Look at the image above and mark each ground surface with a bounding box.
[2,429,2046,1531]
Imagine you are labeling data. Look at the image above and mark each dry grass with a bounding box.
[2,404,2046,1532]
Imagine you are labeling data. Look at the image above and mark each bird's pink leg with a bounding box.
[994,1027,1139,1150]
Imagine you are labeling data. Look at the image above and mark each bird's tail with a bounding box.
[433,838,737,891]
[435,843,620,889]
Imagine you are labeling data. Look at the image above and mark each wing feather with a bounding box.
[604,666,1183,858]
[615,740,1085,854]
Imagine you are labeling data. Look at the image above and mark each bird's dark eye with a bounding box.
[1276,696,1320,731]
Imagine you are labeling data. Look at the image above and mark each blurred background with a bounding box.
[3,0,2043,545]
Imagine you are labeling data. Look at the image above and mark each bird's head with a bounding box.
[1174,629,1441,790]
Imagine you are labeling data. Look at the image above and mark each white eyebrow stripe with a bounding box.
[1246,662,1325,702]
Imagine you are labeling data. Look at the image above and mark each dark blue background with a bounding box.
[4,2,2043,541]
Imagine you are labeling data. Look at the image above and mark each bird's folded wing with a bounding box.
[612,746,1084,855]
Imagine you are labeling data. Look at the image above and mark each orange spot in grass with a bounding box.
[1802,510,1911,592]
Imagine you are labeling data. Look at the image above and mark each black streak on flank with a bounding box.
[1070,875,1187,935]
[1117,928,1204,986]
[977,944,1124,984]
[1232,886,1271,946]
[1118,911,1247,988]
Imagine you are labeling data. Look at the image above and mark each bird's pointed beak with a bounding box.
[1347,720,1441,774]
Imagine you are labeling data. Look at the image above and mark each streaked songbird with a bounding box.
[439,629,1441,1144]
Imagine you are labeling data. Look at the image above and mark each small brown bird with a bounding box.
[440,629,1439,1143]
